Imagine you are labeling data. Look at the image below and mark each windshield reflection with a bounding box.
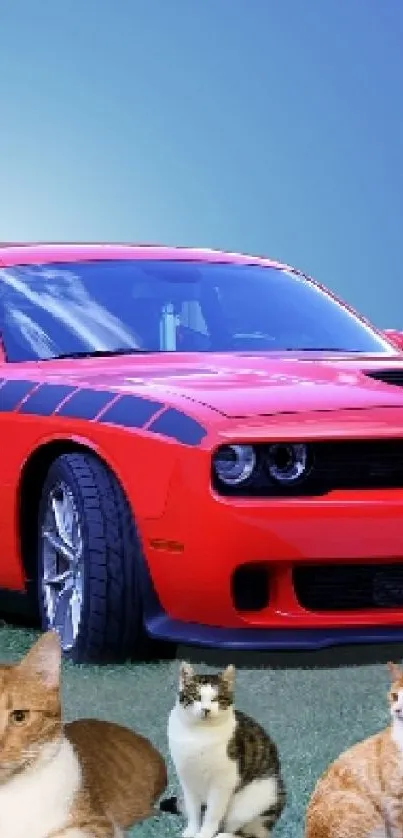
[0,259,392,362]
[0,265,139,358]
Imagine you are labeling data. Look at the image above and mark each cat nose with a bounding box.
[202,708,211,717]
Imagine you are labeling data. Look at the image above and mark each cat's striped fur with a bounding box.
[227,709,286,834]
[65,718,167,829]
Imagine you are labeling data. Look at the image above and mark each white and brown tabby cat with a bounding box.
[0,630,167,838]
[305,660,403,838]
[168,662,286,838]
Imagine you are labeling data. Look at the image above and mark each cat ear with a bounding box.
[387,661,403,682]
[179,661,194,686]
[221,664,235,687]
[19,631,61,689]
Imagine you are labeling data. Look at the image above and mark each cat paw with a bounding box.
[194,829,217,838]
[182,827,198,838]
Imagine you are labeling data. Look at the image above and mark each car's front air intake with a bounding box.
[231,563,270,611]
[294,563,403,611]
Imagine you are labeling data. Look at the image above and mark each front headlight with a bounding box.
[266,442,308,484]
[213,444,256,485]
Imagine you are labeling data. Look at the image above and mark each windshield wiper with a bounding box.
[282,347,360,352]
[46,348,152,360]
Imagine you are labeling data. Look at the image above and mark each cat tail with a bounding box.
[157,796,182,815]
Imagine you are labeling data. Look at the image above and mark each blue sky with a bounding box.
[1,0,403,325]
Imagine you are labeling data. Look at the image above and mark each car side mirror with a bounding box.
[382,329,403,351]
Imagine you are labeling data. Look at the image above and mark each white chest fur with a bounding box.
[391,718,403,755]
[0,736,82,838]
[168,704,238,798]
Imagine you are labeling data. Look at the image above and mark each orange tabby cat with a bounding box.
[0,631,167,838]
[305,661,403,838]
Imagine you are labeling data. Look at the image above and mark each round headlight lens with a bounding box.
[266,443,308,484]
[213,444,256,485]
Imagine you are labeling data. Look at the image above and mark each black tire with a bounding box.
[36,451,150,663]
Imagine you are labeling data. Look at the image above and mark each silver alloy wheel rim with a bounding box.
[41,481,84,651]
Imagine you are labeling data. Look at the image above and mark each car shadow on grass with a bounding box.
[3,612,403,671]
[176,641,403,669]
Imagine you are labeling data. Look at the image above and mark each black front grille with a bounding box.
[308,439,403,492]
[365,369,403,388]
[294,563,403,611]
[214,439,403,497]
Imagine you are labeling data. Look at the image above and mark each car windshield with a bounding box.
[0,258,392,361]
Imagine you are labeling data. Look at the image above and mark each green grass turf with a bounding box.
[1,625,400,838]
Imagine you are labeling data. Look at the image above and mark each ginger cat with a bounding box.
[0,631,167,838]
[305,661,403,838]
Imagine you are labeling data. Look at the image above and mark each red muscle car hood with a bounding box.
[35,351,403,418]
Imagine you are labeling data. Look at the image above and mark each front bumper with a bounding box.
[140,484,403,650]
[144,616,403,651]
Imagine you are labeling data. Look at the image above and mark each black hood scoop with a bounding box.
[365,369,403,388]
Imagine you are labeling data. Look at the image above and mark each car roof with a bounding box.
[0,242,293,271]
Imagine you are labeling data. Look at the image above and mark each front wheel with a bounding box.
[36,451,149,663]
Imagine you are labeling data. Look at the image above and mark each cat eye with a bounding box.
[10,709,30,724]
[391,692,398,702]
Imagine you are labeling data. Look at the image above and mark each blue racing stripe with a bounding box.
[99,394,163,428]
[0,378,207,446]
[148,408,207,445]
[56,388,115,419]
[19,383,76,415]
[0,380,36,412]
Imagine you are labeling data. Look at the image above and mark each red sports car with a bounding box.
[1,243,403,663]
